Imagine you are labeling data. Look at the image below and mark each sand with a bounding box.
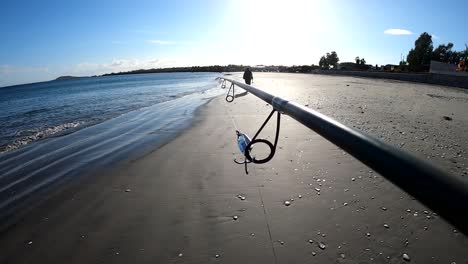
[1,73,467,264]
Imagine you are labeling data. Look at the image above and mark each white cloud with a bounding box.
[148,40,176,45]
[384,29,413,35]
[0,58,191,87]
[431,34,440,40]
[131,29,162,35]
[68,58,183,76]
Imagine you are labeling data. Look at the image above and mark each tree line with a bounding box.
[318,51,339,69]
[316,32,467,72]
[102,32,467,77]
[101,64,326,76]
[405,32,468,71]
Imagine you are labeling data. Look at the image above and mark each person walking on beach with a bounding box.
[243,67,253,85]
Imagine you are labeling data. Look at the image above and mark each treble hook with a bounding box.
[226,83,235,102]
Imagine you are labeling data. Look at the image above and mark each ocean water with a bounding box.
[0,72,224,219]
[0,72,221,153]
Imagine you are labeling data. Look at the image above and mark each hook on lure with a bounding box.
[234,109,281,174]
[218,79,282,174]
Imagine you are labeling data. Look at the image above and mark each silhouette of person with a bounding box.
[243,67,253,85]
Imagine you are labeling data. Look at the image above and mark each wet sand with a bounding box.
[1,73,468,264]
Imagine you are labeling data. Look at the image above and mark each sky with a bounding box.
[0,0,467,87]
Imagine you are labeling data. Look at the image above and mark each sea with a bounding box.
[0,72,224,219]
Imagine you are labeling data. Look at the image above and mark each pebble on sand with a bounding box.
[383,224,390,229]
[125,189,131,192]
[284,201,291,206]
[233,215,238,220]
[318,242,326,250]
[403,253,411,261]
[237,195,246,200]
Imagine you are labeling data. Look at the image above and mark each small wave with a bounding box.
[22,108,51,116]
[1,121,84,154]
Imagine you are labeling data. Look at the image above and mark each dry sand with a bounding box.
[1,73,467,264]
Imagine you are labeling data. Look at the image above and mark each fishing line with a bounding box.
[217,78,281,174]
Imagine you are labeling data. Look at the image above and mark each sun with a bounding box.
[225,0,329,65]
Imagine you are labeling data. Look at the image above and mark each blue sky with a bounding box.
[1,0,466,87]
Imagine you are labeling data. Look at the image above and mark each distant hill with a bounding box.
[54,76,81,81]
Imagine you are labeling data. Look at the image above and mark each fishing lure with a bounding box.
[218,78,281,174]
[234,130,252,174]
[233,110,281,174]
[236,130,251,155]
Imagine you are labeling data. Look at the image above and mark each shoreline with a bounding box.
[0,95,221,232]
[1,73,467,263]
[0,86,224,227]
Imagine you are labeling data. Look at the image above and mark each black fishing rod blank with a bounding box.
[217,77,468,236]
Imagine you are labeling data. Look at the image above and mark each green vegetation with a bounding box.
[407,32,468,72]
[407,33,433,67]
[101,64,322,77]
[355,57,366,65]
[319,51,339,69]
[100,33,467,77]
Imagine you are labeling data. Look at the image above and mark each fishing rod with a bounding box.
[220,79,281,174]
[217,77,468,236]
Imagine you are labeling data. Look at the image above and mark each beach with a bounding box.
[1,73,468,264]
